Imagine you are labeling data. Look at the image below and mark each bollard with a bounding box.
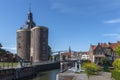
[3,62,5,69]
[56,74,59,80]
[60,62,63,72]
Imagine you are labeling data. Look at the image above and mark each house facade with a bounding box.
[89,41,119,65]
[80,52,89,60]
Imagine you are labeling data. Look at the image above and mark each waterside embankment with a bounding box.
[56,70,113,80]
[0,61,60,80]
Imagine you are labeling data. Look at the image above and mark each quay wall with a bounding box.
[35,61,60,72]
[0,61,60,80]
[0,67,34,80]
[15,67,35,80]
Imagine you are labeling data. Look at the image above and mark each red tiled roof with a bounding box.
[90,41,120,51]
[109,41,120,50]
[91,45,97,50]
[61,52,71,57]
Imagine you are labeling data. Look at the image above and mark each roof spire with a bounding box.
[29,2,31,13]
[69,46,71,53]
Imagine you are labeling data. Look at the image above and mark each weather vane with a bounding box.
[29,0,31,12]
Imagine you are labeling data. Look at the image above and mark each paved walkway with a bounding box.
[57,71,114,80]
[89,72,114,80]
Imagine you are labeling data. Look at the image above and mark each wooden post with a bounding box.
[7,62,9,68]
[3,62,4,69]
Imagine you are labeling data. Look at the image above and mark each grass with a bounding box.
[0,62,18,67]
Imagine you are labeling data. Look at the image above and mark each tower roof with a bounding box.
[22,5,36,29]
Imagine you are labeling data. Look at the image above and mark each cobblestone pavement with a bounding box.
[89,72,113,80]
[57,71,114,80]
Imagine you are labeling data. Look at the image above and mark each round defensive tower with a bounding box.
[17,10,36,61]
[31,26,48,62]
[17,29,30,61]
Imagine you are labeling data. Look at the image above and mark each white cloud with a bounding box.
[49,0,96,15]
[103,33,120,39]
[9,47,16,51]
[50,1,79,14]
[104,19,120,23]
[49,0,120,15]
[2,46,16,53]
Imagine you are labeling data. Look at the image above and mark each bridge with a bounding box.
[51,50,79,55]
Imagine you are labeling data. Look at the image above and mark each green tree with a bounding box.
[0,43,8,55]
[112,59,120,80]
[112,45,120,80]
[0,43,2,48]
[115,45,120,57]
[0,49,6,55]
[48,45,52,60]
[48,45,52,54]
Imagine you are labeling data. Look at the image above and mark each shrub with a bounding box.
[112,58,120,80]
[115,45,120,57]
[82,62,100,78]
[112,58,120,71]
[112,70,120,80]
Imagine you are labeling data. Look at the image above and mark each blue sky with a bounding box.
[0,0,120,53]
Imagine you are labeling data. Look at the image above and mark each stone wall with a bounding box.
[17,29,30,61]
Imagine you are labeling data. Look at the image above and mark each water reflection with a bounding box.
[31,69,60,80]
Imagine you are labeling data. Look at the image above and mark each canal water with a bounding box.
[31,69,60,80]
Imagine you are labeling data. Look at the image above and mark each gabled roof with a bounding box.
[101,43,108,48]
[90,41,120,51]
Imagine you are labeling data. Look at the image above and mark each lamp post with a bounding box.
[59,52,62,61]
[12,54,14,68]
[77,52,82,72]
[52,56,55,62]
